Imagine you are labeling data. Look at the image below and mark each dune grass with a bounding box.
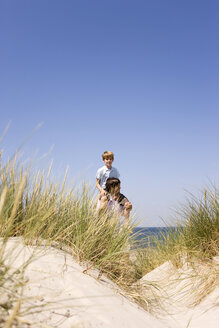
[0,152,150,308]
[0,154,132,272]
[0,237,36,327]
[135,187,219,277]
[0,148,218,317]
[177,188,219,258]
[132,187,219,307]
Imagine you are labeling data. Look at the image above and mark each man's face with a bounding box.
[111,183,121,196]
[103,157,113,169]
[114,183,121,195]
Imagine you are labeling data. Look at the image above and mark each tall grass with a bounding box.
[178,188,219,258]
[0,237,36,327]
[133,187,219,307]
[0,148,218,314]
[136,187,219,273]
[0,152,142,297]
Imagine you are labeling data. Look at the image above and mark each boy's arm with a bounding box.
[96,179,106,195]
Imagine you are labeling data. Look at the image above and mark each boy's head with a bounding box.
[102,151,114,169]
[105,178,121,195]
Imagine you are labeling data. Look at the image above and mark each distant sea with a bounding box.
[132,226,176,249]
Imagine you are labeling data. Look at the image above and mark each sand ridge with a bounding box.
[2,238,165,328]
[1,238,218,328]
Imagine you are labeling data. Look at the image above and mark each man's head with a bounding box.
[105,178,121,195]
[102,151,114,169]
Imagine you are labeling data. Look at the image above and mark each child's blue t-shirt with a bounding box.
[96,166,120,189]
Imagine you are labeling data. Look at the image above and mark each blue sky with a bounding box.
[0,0,219,226]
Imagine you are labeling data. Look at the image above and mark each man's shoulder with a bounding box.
[117,193,128,205]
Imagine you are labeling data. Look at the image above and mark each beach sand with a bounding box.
[141,257,219,328]
[1,238,218,328]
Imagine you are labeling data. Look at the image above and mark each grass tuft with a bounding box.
[0,147,218,317]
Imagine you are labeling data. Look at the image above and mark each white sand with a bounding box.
[141,258,219,328]
[2,238,165,328]
[2,238,218,328]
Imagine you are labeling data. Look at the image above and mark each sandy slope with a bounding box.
[2,238,218,328]
[141,259,219,328]
[2,238,165,328]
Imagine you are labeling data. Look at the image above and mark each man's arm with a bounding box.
[124,202,132,210]
[119,197,132,227]
[123,201,132,218]
[123,202,132,228]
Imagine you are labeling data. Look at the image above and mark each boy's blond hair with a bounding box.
[102,151,114,160]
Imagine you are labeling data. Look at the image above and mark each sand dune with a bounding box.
[1,238,218,328]
[2,238,164,328]
[141,258,219,328]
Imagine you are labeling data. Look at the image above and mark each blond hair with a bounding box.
[102,151,114,160]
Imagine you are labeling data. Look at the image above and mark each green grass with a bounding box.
[0,148,218,318]
[132,187,219,308]
[0,153,146,302]
[0,237,35,327]
[134,187,219,274]
[177,188,219,258]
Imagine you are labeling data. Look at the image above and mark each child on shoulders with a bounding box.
[96,151,120,207]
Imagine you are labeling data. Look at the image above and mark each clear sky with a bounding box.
[0,0,219,226]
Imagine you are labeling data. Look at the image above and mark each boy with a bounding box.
[99,177,132,226]
[96,151,120,199]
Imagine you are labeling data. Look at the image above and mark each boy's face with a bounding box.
[103,157,113,169]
